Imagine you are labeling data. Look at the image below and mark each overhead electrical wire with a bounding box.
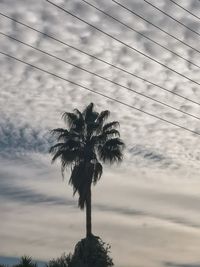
[80,0,200,70]
[112,0,200,55]
[91,2,200,71]
[1,31,200,121]
[144,0,200,38]
[1,50,200,137]
[45,0,200,88]
[167,0,200,21]
[1,12,200,106]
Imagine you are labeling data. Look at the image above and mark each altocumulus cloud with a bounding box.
[0,118,50,155]
[1,0,200,267]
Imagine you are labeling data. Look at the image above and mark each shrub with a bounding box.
[14,256,37,267]
[47,235,114,267]
[46,254,72,267]
[70,235,113,267]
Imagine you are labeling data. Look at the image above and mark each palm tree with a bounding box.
[50,103,124,237]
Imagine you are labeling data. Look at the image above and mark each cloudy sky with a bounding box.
[1,0,200,266]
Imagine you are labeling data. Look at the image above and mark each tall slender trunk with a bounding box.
[86,186,92,238]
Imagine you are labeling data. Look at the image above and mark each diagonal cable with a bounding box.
[112,0,200,55]
[1,50,200,136]
[45,0,200,88]
[1,31,200,121]
[144,0,200,37]
[168,0,200,21]
[0,12,200,106]
[80,0,200,70]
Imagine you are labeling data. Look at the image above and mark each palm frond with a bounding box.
[50,138,81,153]
[56,132,77,142]
[51,149,64,163]
[95,110,110,134]
[103,138,124,148]
[50,128,68,142]
[62,112,78,127]
[50,139,83,164]
[83,103,99,124]
[98,138,124,163]
[103,121,119,132]
[50,128,69,136]
[83,103,94,117]
[69,162,92,209]
[86,122,100,136]
[93,162,103,185]
[49,142,65,154]
[97,110,110,125]
[97,129,120,143]
[99,147,124,163]
[70,109,85,133]
[104,129,120,136]
[60,148,84,177]
[62,110,84,133]
[74,108,84,121]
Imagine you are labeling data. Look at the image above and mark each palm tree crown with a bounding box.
[50,103,124,236]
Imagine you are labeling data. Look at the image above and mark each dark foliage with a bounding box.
[14,256,37,267]
[50,103,124,210]
[47,254,72,267]
[46,236,113,267]
[70,235,114,267]
[0,236,114,267]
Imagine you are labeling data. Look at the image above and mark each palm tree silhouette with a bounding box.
[50,103,124,237]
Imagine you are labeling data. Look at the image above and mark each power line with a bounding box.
[168,0,200,21]
[1,12,200,106]
[2,31,200,121]
[80,0,200,70]
[112,0,200,55]
[46,0,200,88]
[1,50,200,137]
[144,0,200,38]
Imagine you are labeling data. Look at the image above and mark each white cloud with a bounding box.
[1,0,200,266]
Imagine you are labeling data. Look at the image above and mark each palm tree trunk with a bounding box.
[86,186,92,237]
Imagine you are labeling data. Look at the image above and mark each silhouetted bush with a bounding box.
[0,237,113,267]
[46,254,72,267]
[14,256,37,267]
[47,236,114,267]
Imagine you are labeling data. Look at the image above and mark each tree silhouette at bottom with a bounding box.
[47,236,114,267]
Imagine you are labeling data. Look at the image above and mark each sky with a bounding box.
[1,0,200,266]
